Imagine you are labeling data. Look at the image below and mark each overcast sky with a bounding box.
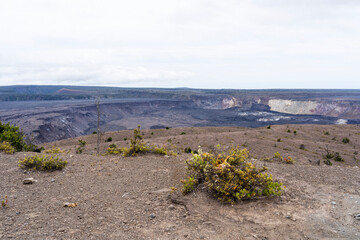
[1,0,360,89]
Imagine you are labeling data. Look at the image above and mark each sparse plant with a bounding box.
[287,129,291,133]
[123,137,127,141]
[274,152,282,159]
[107,125,176,157]
[184,147,192,153]
[299,144,305,150]
[105,137,112,142]
[93,131,97,134]
[166,127,170,130]
[324,131,330,135]
[1,195,8,208]
[151,132,154,135]
[0,141,15,154]
[342,138,350,144]
[43,147,63,154]
[18,154,67,171]
[267,125,271,129]
[180,132,186,135]
[182,147,284,204]
[293,130,297,135]
[277,138,281,142]
[76,139,86,154]
[282,156,295,164]
[109,144,117,148]
[333,152,344,162]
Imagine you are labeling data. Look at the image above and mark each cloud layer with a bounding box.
[1,0,360,88]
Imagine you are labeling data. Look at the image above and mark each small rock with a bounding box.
[331,201,336,205]
[63,202,77,208]
[355,214,360,220]
[69,155,73,158]
[150,213,156,219]
[51,178,55,183]
[23,178,37,184]
[168,204,176,210]
[286,213,291,219]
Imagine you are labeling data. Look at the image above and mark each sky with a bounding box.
[1,0,360,89]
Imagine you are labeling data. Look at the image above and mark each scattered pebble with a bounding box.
[51,178,55,183]
[150,213,156,219]
[331,201,336,205]
[23,178,37,184]
[168,204,176,210]
[355,214,360,220]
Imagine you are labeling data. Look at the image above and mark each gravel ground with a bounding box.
[1,124,360,239]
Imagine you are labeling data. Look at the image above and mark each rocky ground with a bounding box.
[1,124,360,239]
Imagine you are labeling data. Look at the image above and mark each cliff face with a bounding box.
[268,99,360,119]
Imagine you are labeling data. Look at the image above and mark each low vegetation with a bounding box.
[0,141,15,154]
[18,154,67,171]
[0,121,40,152]
[76,139,86,154]
[182,147,284,204]
[107,125,176,157]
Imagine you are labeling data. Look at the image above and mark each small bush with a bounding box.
[180,132,186,135]
[107,126,176,157]
[287,129,291,133]
[274,152,282,159]
[0,141,15,154]
[299,144,305,150]
[0,121,40,152]
[109,144,117,148]
[105,137,112,142]
[277,138,281,142]
[166,127,170,130]
[123,137,127,141]
[282,156,295,164]
[76,139,86,154]
[293,130,297,135]
[151,132,154,135]
[342,138,350,144]
[92,131,97,134]
[324,131,330,135]
[184,147,192,153]
[18,154,67,171]
[182,147,284,204]
[267,125,271,129]
[333,152,344,162]
[43,147,63,154]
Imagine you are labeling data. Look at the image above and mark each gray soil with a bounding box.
[1,124,360,239]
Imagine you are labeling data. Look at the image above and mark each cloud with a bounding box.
[0,0,360,88]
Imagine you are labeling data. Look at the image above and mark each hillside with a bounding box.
[1,124,360,239]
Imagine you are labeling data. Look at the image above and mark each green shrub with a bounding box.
[43,147,63,154]
[182,147,284,203]
[105,137,112,142]
[324,131,330,135]
[76,139,86,154]
[92,131,97,134]
[0,141,15,154]
[181,132,186,135]
[166,127,170,130]
[18,154,67,171]
[107,125,176,157]
[277,138,281,142]
[287,129,291,133]
[293,130,297,135]
[267,125,271,129]
[274,152,282,159]
[184,147,192,153]
[109,144,117,148]
[0,121,41,152]
[333,152,344,162]
[342,138,350,144]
